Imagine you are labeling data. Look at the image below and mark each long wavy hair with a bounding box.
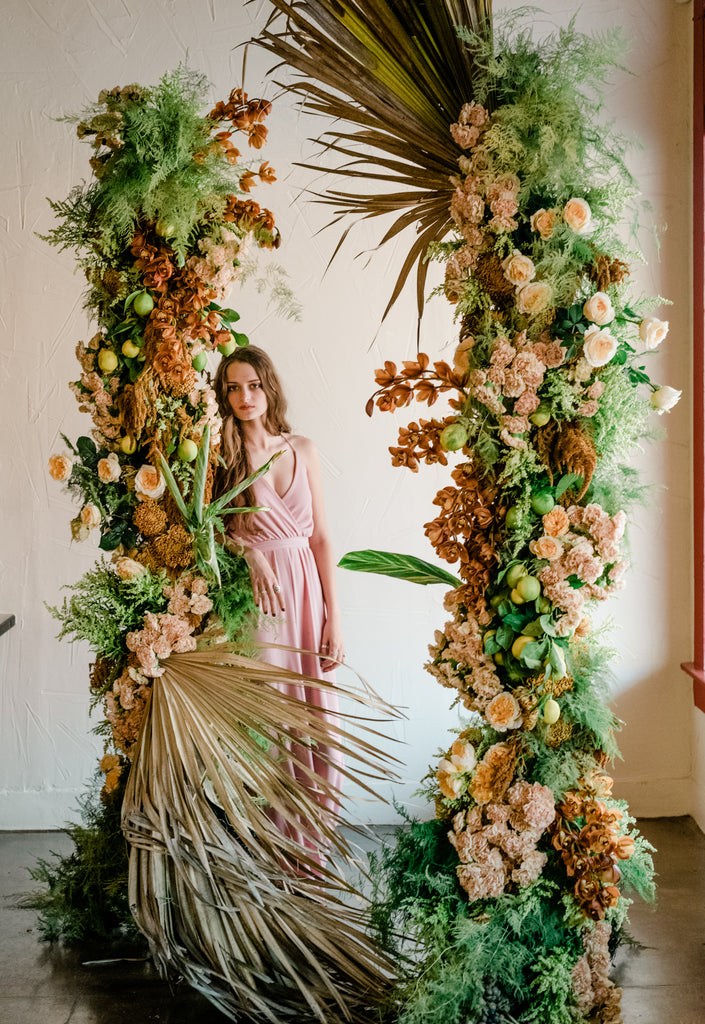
[213,347,291,529]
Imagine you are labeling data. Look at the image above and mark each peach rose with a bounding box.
[502,251,536,287]
[517,280,553,315]
[135,464,166,501]
[563,197,592,234]
[583,291,614,326]
[530,535,563,560]
[80,503,101,529]
[582,325,618,368]
[114,557,148,580]
[543,506,570,537]
[48,453,73,481]
[486,692,523,732]
[639,316,669,350]
[650,385,681,415]
[530,207,557,239]
[97,452,121,483]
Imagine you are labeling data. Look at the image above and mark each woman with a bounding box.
[213,346,345,861]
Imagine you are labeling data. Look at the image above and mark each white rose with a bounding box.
[563,197,592,233]
[639,316,669,350]
[135,464,166,501]
[650,385,682,415]
[97,452,122,483]
[583,292,614,326]
[582,325,618,368]
[79,503,101,529]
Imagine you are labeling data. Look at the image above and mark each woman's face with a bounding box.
[225,361,268,422]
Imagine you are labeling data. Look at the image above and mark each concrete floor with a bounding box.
[1,818,703,1024]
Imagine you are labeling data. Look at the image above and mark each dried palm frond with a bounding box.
[256,0,493,322]
[122,643,402,1023]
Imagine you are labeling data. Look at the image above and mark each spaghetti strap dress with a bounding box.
[227,438,344,860]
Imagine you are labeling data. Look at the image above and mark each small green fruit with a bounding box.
[98,348,118,373]
[517,575,541,602]
[440,422,469,451]
[120,435,137,455]
[155,218,176,237]
[192,351,208,372]
[538,597,552,614]
[505,506,520,529]
[506,564,527,588]
[531,491,555,515]
[530,403,552,427]
[512,634,533,659]
[490,593,505,610]
[121,340,140,359]
[133,291,154,317]
[494,651,505,665]
[543,698,561,725]
[218,338,237,357]
[178,439,199,462]
[510,588,526,605]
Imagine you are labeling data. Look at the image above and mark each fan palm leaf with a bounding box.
[122,642,401,1022]
[257,0,493,320]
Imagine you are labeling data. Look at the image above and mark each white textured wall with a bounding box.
[0,0,695,829]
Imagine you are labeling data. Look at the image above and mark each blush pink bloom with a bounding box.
[530,207,557,239]
[517,281,553,315]
[583,325,618,368]
[583,291,614,325]
[563,196,592,233]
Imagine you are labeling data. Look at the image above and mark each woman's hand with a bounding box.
[319,616,344,673]
[243,548,285,617]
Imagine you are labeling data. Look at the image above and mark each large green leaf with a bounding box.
[338,549,461,587]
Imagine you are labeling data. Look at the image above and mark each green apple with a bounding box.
[133,291,154,317]
[98,348,118,373]
[543,698,561,725]
[506,563,527,588]
[178,439,199,462]
[121,340,140,359]
[440,422,468,451]
[217,338,237,357]
[531,491,555,515]
[516,575,541,602]
[192,351,207,372]
[530,403,552,427]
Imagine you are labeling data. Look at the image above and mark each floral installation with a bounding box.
[267,6,668,1022]
[45,67,295,793]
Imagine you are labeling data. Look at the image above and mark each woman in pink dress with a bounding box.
[213,346,345,860]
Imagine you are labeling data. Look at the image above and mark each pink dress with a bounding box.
[228,439,344,861]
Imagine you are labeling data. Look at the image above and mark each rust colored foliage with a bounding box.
[390,416,457,472]
[368,353,466,416]
[536,419,598,501]
[209,88,273,150]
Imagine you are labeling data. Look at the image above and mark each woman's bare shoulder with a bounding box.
[285,433,318,461]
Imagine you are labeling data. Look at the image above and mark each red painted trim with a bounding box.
[688,2,705,710]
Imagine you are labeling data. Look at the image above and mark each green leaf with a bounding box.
[540,614,558,637]
[520,637,549,669]
[495,624,514,650]
[99,521,127,551]
[207,452,283,515]
[232,331,249,347]
[218,307,241,323]
[567,574,587,589]
[521,618,545,638]
[554,472,582,499]
[338,549,461,588]
[502,612,532,632]
[191,423,211,528]
[76,436,97,464]
[156,452,190,525]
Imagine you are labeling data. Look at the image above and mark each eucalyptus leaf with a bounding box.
[554,473,582,499]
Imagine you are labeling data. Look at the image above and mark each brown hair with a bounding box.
[213,346,291,528]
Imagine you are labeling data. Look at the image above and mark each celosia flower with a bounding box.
[135,464,166,500]
[582,325,618,367]
[639,316,669,350]
[563,197,592,233]
[485,692,523,732]
[97,452,121,483]
[48,453,73,481]
[583,291,615,325]
[517,281,553,315]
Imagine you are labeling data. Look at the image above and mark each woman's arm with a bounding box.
[221,532,285,617]
[297,437,344,672]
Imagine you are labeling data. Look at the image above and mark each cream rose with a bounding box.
[97,452,122,483]
[582,325,618,368]
[531,535,564,560]
[542,506,570,537]
[48,453,73,481]
[114,557,148,580]
[135,464,166,501]
[563,197,592,233]
[486,692,523,732]
[530,208,557,239]
[502,250,536,287]
[639,316,669,350]
[583,291,614,326]
[79,503,101,529]
[517,280,553,315]
[650,385,682,415]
